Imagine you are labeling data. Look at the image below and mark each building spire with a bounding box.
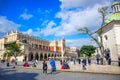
[6,32,9,36]
[112,0,120,13]
[11,29,14,33]
[16,29,19,33]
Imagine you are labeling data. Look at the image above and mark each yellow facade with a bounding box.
[0,30,65,61]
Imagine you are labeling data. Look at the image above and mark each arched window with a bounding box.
[104,35,108,40]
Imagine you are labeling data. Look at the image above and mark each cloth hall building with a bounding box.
[0,30,65,61]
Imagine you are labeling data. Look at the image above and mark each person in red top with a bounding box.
[61,61,65,69]
[11,58,15,64]
[23,62,29,67]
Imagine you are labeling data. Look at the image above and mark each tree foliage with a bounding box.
[78,27,101,51]
[78,6,108,58]
[80,45,96,57]
[5,42,23,60]
[98,6,108,26]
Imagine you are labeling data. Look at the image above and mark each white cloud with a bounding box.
[66,38,97,48]
[0,16,21,33]
[41,20,49,26]
[22,28,41,37]
[40,4,105,37]
[24,29,33,35]
[37,0,112,48]
[35,0,112,37]
[59,0,111,10]
[54,1,111,36]
[20,13,33,20]
[23,21,59,37]
[22,0,113,48]
[41,21,59,36]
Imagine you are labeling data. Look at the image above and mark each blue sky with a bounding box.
[0,0,117,48]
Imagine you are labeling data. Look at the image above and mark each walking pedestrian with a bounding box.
[82,59,86,70]
[15,59,18,65]
[73,58,76,65]
[84,58,87,66]
[118,56,120,67]
[100,57,103,65]
[96,54,100,64]
[60,60,62,65]
[88,57,91,65]
[78,58,81,64]
[32,62,36,67]
[6,61,10,67]
[11,58,15,64]
[108,57,111,65]
[105,48,110,60]
[35,59,38,64]
[49,58,56,74]
[43,60,48,74]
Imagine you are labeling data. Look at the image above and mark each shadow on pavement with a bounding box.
[0,68,16,73]
[0,68,39,80]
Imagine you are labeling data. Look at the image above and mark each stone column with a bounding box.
[38,53,40,61]
[43,53,44,60]
[47,53,49,60]
[33,53,36,61]
[26,54,29,61]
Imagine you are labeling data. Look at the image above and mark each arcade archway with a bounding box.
[29,52,33,61]
[40,54,43,60]
[44,54,47,60]
[35,53,39,60]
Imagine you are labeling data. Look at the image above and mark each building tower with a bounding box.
[61,37,65,59]
[112,0,120,13]
[105,0,120,24]
[97,0,120,60]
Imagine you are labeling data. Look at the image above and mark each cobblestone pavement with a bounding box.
[16,60,120,74]
[0,62,120,80]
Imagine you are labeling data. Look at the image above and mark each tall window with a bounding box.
[104,35,108,40]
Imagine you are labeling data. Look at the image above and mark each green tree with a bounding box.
[5,41,23,60]
[98,6,108,26]
[97,6,108,56]
[78,6,108,58]
[78,27,103,57]
[80,45,96,57]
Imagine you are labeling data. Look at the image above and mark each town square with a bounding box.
[0,0,120,80]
